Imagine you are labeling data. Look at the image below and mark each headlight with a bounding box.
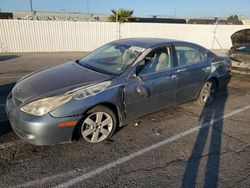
[68,81,111,100]
[20,81,111,116]
[20,95,72,116]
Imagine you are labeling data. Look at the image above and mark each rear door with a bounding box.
[174,44,211,104]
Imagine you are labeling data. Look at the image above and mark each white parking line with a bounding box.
[14,104,250,188]
[0,142,16,149]
[14,170,79,188]
[0,141,22,149]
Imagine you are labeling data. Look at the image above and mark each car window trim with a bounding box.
[173,44,208,67]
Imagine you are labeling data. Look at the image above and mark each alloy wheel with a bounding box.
[81,112,113,143]
[201,81,215,104]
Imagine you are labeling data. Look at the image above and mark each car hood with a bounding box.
[231,29,250,48]
[12,62,113,105]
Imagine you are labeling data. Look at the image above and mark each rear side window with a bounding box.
[175,45,207,66]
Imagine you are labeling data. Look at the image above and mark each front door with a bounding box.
[124,46,177,121]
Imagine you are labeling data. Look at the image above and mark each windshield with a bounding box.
[79,43,144,75]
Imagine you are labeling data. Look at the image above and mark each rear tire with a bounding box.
[80,105,117,143]
[197,79,217,106]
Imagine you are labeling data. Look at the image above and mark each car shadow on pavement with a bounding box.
[0,55,19,62]
[181,88,228,188]
[0,82,16,136]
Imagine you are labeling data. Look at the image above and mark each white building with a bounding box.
[241,20,250,25]
[13,11,109,22]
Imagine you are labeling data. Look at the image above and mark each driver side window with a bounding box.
[137,46,172,75]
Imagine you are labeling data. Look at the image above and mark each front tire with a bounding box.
[197,79,217,105]
[80,105,117,143]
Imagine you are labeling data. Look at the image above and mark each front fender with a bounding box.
[50,85,126,123]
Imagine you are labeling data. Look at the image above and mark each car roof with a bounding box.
[112,38,181,48]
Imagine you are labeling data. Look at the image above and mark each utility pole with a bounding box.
[116,11,118,22]
[86,0,89,14]
[29,0,33,12]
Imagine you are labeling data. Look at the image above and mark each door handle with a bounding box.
[176,69,186,73]
[166,75,177,80]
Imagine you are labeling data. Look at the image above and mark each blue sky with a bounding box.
[0,0,249,18]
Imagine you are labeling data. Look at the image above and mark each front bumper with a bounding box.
[6,94,82,146]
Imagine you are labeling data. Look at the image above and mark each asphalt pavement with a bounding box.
[0,52,249,188]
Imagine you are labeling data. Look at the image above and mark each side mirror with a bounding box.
[131,72,137,78]
[131,73,150,97]
[136,85,150,98]
[131,73,142,82]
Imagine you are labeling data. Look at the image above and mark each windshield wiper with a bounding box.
[75,59,80,64]
[75,60,117,75]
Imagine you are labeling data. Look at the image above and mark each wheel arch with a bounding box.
[208,76,219,90]
[96,102,121,126]
[71,102,122,141]
[196,76,218,100]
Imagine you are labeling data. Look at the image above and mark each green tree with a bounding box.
[109,9,134,22]
[227,15,239,21]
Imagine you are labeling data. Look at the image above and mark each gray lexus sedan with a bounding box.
[6,38,231,145]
